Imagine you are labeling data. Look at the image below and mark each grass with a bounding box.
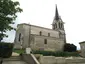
[13,49,25,54]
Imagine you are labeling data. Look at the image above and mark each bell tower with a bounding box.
[52,5,66,43]
[52,5,64,30]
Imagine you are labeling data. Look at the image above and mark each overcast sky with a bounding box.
[3,0,85,50]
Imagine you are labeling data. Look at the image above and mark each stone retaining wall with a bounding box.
[39,55,85,64]
[21,54,40,64]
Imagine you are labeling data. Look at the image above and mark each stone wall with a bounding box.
[30,35,64,51]
[80,42,85,57]
[30,24,59,38]
[21,54,40,64]
[39,55,85,64]
[14,24,31,49]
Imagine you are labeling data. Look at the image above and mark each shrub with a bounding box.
[64,43,77,52]
[32,50,79,57]
[32,50,55,56]
[0,42,14,58]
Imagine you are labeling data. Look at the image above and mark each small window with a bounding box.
[59,22,61,29]
[40,31,42,36]
[44,39,47,44]
[48,33,50,37]
[55,24,57,28]
[19,33,21,41]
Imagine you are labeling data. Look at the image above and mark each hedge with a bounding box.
[64,43,77,52]
[32,50,80,57]
[0,42,14,58]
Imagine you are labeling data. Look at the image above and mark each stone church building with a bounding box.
[14,5,66,51]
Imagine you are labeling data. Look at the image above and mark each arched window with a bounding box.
[55,24,57,28]
[40,31,42,36]
[59,22,61,29]
[44,39,47,44]
[19,33,21,41]
[48,33,50,37]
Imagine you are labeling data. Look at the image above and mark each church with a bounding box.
[14,5,66,51]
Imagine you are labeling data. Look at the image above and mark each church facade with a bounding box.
[14,6,66,51]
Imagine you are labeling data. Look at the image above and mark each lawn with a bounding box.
[13,49,25,54]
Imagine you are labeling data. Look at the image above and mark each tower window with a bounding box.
[44,39,47,44]
[40,31,42,36]
[59,22,61,29]
[48,33,50,37]
[19,33,21,41]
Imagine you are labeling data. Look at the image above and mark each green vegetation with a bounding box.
[13,49,25,54]
[32,50,80,57]
[64,43,77,52]
[0,0,23,42]
[0,42,14,58]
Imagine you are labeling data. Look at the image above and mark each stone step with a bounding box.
[3,56,21,61]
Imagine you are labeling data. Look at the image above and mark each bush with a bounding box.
[32,50,55,56]
[32,50,79,57]
[0,42,14,58]
[64,43,77,52]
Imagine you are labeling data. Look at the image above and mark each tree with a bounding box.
[0,0,22,42]
[64,43,77,52]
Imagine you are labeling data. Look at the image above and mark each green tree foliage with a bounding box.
[64,43,77,52]
[0,0,22,41]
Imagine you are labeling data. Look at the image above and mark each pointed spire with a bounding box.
[54,5,59,20]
